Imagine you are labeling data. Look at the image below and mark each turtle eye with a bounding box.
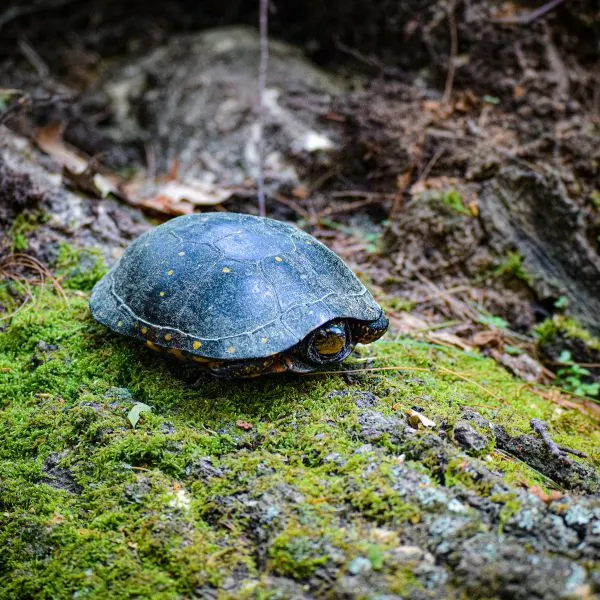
[312,322,347,357]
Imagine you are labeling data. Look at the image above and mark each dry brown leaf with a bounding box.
[123,179,232,216]
[528,485,563,504]
[36,123,120,198]
[427,331,473,351]
[291,185,308,199]
[471,330,504,348]
[36,123,86,173]
[236,420,253,431]
[491,350,546,384]
[388,312,429,336]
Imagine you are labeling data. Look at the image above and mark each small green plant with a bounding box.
[477,311,509,330]
[555,351,599,399]
[494,252,531,284]
[554,296,569,310]
[440,189,470,216]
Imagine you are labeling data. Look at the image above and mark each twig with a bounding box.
[418,147,446,182]
[493,448,565,491]
[271,192,310,219]
[439,366,505,404]
[301,365,431,376]
[316,197,388,219]
[530,418,573,464]
[256,0,269,218]
[491,0,566,25]
[330,190,396,199]
[442,0,458,106]
[18,37,51,80]
[557,445,588,459]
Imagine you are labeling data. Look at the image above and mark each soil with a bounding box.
[1,1,599,599]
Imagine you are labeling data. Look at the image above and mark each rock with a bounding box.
[357,409,407,444]
[0,128,149,263]
[453,421,490,454]
[41,451,82,494]
[455,534,589,600]
[185,456,226,482]
[480,167,600,336]
[31,340,58,368]
[494,426,600,494]
[347,556,372,575]
[98,27,343,193]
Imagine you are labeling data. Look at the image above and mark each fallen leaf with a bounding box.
[123,179,232,216]
[427,331,473,351]
[36,122,86,173]
[127,402,152,428]
[528,485,563,504]
[388,312,429,336]
[36,123,120,199]
[236,420,253,431]
[471,330,504,348]
[291,185,308,199]
[63,164,121,199]
[491,350,546,384]
[406,409,436,429]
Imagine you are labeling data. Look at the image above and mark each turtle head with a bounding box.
[286,313,389,372]
[293,319,354,367]
[350,312,389,344]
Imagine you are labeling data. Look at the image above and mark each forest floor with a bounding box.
[1,1,600,598]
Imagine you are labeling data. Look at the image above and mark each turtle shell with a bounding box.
[90,213,383,360]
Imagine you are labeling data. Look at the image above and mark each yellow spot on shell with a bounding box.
[159,291,165,297]
[117,320,123,327]
[164,333,172,341]
[261,337,268,344]
[275,256,283,262]
[167,269,174,276]
[141,327,148,335]
[226,346,235,354]
[178,251,185,256]
[193,341,202,350]
[146,340,159,352]
[222,267,231,273]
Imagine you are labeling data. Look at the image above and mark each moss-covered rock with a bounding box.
[0,266,599,599]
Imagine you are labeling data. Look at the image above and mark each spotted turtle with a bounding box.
[90,213,388,377]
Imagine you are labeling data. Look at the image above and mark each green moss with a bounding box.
[535,315,600,352]
[491,492,522,533]
[268,525,332,579]
[54,244,107,291]
[0,255,599,598]
[7,210,48,253]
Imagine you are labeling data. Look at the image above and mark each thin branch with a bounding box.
[442,0,458,106]
[257,0,269,217]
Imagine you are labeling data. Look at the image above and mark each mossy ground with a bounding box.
[0,259,598,599]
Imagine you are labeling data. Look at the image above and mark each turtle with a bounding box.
[90,212,388,378]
